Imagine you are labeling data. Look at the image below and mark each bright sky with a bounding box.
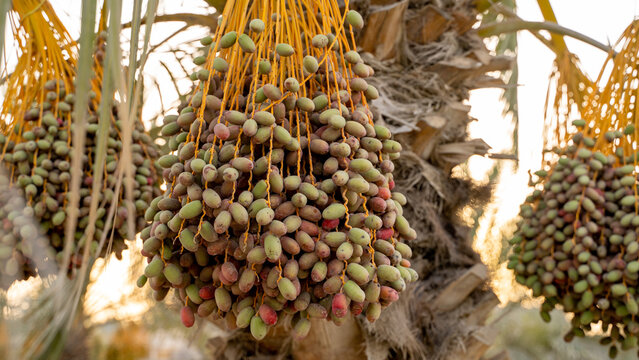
[468,0,639,302]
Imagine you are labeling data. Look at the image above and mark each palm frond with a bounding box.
[480,0,518,161]
[114,0,158,241]
[89,8,116,262]
[62,0,99,334]
[21,1,98,358]
[60,0,97,277]
[471,0,518,270]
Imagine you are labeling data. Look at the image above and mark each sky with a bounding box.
[468,0,639,301]
[3,0,639,318]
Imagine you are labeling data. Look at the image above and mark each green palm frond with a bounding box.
[471,0,519,264]
[26,0,96,358]
[480,0,519,162]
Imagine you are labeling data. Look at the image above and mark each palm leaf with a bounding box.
[480,0,519,161]
[89,4,117,261]
[25,1,98,358]
[100,0,158,248]
[60,0,97,277]
[120,0,158,240]
[470,0,519,270]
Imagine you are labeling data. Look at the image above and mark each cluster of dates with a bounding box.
[509,120,639,357]
[139,9,418,340]
[0,34,162,284]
